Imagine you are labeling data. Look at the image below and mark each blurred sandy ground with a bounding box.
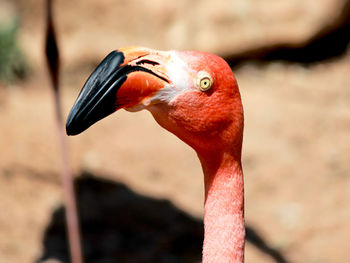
[0,0,350,262]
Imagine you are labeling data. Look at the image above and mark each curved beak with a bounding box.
[66,47,170,136]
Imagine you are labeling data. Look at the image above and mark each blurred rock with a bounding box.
[12,0,349,66]
[0,0,16,26]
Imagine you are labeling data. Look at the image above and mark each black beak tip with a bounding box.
[65,123,78,136]
[65,50,126,137]
[66,119,93,136]
[65,115,83,136]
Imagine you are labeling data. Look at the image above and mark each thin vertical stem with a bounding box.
[45,1,84,262]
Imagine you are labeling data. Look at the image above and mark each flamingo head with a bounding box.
[66,47,243,157]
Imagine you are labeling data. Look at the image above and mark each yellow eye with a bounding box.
[196,71,213,91]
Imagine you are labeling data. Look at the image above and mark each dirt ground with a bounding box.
[1,1,350,263]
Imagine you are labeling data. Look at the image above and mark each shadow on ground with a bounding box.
[36,172,288,263]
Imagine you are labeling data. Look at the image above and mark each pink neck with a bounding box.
[199,151,245,263]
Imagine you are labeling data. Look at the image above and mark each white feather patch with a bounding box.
[150,52,193,103]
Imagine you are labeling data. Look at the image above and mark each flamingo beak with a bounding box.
[66,47,170,136]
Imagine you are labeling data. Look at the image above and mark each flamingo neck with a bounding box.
[199,151,245,263]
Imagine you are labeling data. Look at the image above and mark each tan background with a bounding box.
[0,0,350,262]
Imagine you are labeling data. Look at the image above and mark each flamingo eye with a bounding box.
[196,71,213,91]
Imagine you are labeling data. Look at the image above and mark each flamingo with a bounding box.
[66,47,245,263]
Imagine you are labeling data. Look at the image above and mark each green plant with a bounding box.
[0,19,28,83]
